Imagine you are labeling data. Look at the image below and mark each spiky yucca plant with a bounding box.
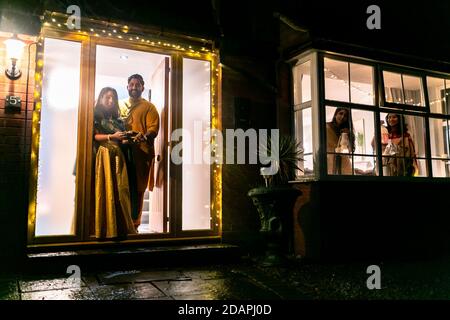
[260,135,303,186]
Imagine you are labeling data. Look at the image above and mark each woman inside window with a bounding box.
[93,87,137,239]
[326,108,355,175]
[382,113,419,177]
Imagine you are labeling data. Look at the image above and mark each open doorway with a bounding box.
[94,45,170,235]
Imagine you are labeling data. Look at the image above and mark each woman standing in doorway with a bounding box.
[93,87,137,239]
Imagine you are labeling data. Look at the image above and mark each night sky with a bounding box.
[1,0,449,64]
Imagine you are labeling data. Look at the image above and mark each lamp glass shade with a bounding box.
[4,36,25,60]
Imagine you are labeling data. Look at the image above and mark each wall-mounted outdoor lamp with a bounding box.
[4,34,25,80]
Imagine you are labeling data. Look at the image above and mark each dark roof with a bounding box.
[277,1,450,70]
[1,0,449,70]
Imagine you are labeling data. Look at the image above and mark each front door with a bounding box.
[28,26,221,247]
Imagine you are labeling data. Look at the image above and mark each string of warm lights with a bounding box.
[28,34,45,237]
[429,94,448,106]
[211,56,221,229]
[43,13,214,59]
[323,67,374,98]
[387,95,422,105]
[323,67,437,107]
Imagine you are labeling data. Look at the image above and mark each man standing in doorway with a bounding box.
[119,74,159,231]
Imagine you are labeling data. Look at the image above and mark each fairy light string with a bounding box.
[42,12,213,58]
[323,66,448,107]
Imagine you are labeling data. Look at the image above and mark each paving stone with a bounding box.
[172,293,217,300]
[0,280,20,300]
[90,283,167,300]
[183,269,230,280]
[97,269,188,285]
[19,277,86,293]
[135,296,175,300]
[154,277,280,300]
[234,267,310,299]
[21,287,95,300]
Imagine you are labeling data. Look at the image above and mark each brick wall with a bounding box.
[0,32,36,267]
[220,55,278,252]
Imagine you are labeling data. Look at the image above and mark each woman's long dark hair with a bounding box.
[331,107,355,152]
[94,87,120,120]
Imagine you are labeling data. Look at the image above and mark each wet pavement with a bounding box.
[3,255,450,300]
[0,260,289,300]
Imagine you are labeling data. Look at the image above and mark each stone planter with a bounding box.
[248,186,302,266]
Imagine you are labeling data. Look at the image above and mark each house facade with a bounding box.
[0,2,449,269]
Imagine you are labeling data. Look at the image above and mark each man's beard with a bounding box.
[128,89,142,99]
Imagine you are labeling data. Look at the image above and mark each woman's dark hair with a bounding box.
[94,87,120,120]
[331,107,355,152]
[385,113,408,135]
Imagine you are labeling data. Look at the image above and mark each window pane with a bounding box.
[326,106,352,175]
[429,118,449,158]
[383,71,403,104]
[35,38,81,236]
[182,58,211,230]
[325,106,337,123]
[427,76,446,114]
[352,109,375,175]
[324,58,349,102]
[303,155,314,176]
[415,159,428,177]
[403,75,424,106]
[404,115,426,158]
[432,159,450,177]
[301,108,312,154]
[354,156,377,176]
[293,61,311,104]
[350,63,374,105]
[446,80,450,115]
[327,154,352,175]
[380,112,425,176]
[295,108,313,176]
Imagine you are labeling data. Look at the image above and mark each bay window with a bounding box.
[291,51,450,179]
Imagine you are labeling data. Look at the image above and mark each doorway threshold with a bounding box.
[24,243,241,274]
